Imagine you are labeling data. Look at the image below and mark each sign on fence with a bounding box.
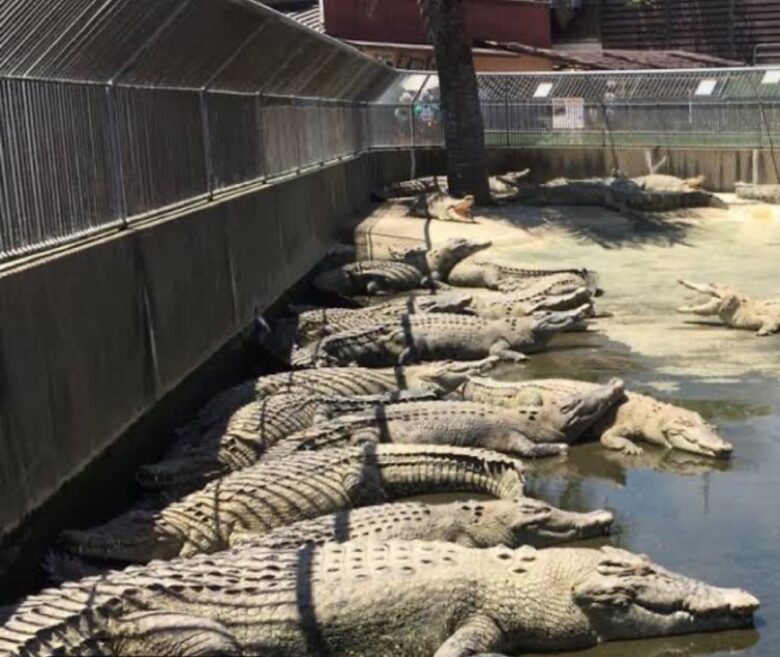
[552,97,585,129]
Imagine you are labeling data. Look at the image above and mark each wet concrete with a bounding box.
[363,196,779,656]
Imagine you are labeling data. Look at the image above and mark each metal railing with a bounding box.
[0,78,370,260]
[371,67,780,151]
[5,66,780,263]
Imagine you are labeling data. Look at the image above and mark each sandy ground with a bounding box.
[351,194,780,384]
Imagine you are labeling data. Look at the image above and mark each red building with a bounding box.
[323,0,552,50]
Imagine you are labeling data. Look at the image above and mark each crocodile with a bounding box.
[371,175,445,201]
[292,287,591,341]
[312,259,435,296]
[633,173,706,193]
[407,192,477,222]
[1,543,758,657]
[175,358,497,442]
[458,377,733,458]
[386,237,492,282]
[470,284,594,318]
[136,390,437,491]
[512,176,727,213]
[288,293,474,343]
[291,306,589,368]
[229,498,613,550]
[262,379,625,461]
[313,237,491,296]
[448,259,601,295]
[735,181,780,204]
[44,498,614,584]
[677,278,780,336]
[372,170,529,201]
[59,444,527,563]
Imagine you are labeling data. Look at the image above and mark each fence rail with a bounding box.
[4,67,780,262]
[0,79,371,260]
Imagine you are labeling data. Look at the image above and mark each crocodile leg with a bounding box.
[600,427,644,456]
[110,611,240,656]
[489,339,528,363]
[433,616,504,657]
[757,318,780,336]
[496,432,568,459]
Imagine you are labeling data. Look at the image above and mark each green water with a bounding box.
[477,204,780,656]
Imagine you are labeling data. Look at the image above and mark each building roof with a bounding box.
[482,40,744,70]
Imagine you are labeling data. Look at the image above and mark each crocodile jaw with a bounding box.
[574,547,758,640]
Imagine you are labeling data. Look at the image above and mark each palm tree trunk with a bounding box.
[418,0,491,203]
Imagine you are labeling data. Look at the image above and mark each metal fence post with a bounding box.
[105,83,128,227]
[504,82,510,148]
[318,99,326,164]
[199,89,215,199]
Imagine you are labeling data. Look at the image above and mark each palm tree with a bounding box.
[417,0,491,203]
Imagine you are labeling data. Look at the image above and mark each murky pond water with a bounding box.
[477,203,780,657]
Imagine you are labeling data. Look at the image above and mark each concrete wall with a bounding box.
[403,147,780,191]
[0,154,392,548]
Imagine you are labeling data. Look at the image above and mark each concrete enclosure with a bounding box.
[0,154,402,546]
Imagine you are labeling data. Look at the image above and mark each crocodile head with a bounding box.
[416,358,499,392]
[414,293,475,315]
[528,304,592,338]
[676,278,746,321]
[137,451,228,490]
[60,510,183,563]
[558,378,626,437]
[457,498,613,547]
[572,546,758,639]
[655,408,733,458]
[426,237,492,278]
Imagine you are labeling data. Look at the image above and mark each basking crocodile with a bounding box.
[176,358,497,441]
[386,237,492,282]
[313,237,490,295]
[407,192,477,222]
[1,543,758,657]
[735,181,780,204]
[470,284,593,318]
[677,278,780,336]
[44,498,614,583]
[291,307,589,368]
[137,390,436,491]
[459,377,733,458]
[229,498,613,550]
[264,381,625,461]
[293,288,591,341]
[634,173,705,193]
[448,259,600,295]
[289,293,474,343]
[513,176,726,213]
[59,444,527,563]
[372,170,529,201]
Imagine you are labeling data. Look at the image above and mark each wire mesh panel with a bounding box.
[260,95,302,178]
[296,98,325,170]
[368,104,413,148]
[0,78,119,258]
[206,91,264,190]
[115,86,207,217]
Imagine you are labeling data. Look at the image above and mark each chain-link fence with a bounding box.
[0,78,372,260]
[373,68,780,151]
[0,0,393,263]
[5,3,780,269]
